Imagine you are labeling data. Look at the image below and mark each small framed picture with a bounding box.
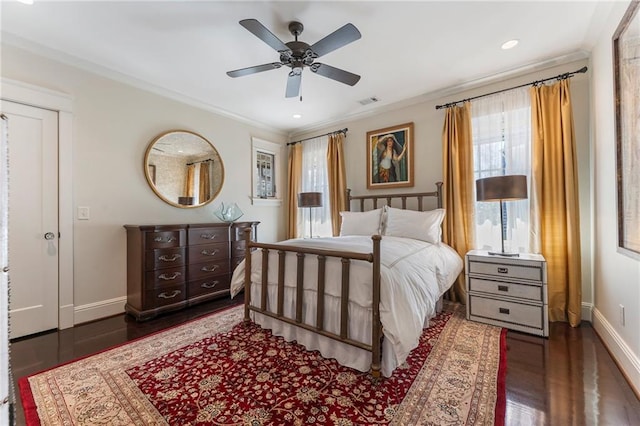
[366,122,414,189]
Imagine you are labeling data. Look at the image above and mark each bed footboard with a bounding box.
[242,228,383,377]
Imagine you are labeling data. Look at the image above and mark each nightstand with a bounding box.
[465,250,548,337]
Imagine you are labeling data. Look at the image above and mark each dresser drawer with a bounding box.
[188,275,231,298]
[145,230,185,249]
[232,222,256,241]
[188,242,228,264]
[469,295,543,329]
[232,240,248,258]
[188,260,229,280]
[145,247,186,270]
[146,284,186,308]
[188,227,229,245]
[468,277,542,302]
[231,256,245,271]
[468,260,542,282]
[145,266,187,288]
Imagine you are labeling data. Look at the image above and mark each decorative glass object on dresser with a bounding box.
[123,221,258,320]
[213,202,244,223]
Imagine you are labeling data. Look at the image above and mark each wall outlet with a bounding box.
[78,206,90,220]
[619,304,625,326]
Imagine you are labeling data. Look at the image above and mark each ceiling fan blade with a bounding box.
[311,63,360,86]
[227,62,282,78]
[239,19,291,53]
[310,23,361,58]
[285,70,302,98]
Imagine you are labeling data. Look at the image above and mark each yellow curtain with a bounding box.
[184,164,196,197]
[198,161,211,202]
[530,80,582,327]
[287,144,303,239]
[327,133,347,236]
[442,102,475,303]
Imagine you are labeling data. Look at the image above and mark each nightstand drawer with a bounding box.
[469,277,542,302]
[469,295,543,329]
[468,260,542,281]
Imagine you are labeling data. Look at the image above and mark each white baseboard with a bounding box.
[59,304,74,330]
[73,297,126,325]
[581,302,593,322]
[592,307,640,397]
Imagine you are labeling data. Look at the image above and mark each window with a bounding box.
[471,88,531,253]
[255,151,275,198]
[297,135,333,238]
[251,137,283,206]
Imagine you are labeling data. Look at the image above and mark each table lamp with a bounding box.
[476,175,528,257]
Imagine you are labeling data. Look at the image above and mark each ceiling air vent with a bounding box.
[358,96,379,106]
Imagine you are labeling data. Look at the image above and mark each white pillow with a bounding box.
[339,208,383,236]
[383,206,446,243]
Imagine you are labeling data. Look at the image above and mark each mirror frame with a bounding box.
[144,129,225,209]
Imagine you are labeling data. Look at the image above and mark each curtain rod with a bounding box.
[186,158,213,166]
[434,66,588,110]
[287,128,348,146]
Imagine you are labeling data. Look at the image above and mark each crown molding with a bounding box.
[289,50,590,139]
[1,32,287,137]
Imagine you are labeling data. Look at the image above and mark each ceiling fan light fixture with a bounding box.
[501,39,519,50]
[227,18,362,99]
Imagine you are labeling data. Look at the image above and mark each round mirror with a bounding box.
[144,130,224,208]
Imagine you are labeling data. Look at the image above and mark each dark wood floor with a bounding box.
[10,299,640,425]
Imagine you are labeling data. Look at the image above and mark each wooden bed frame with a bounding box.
[242,182,443,377]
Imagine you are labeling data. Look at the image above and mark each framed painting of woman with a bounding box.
[366,122,414,189]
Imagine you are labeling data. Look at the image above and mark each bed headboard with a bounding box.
[345,182,443,212]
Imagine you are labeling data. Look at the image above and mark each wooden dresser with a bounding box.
[465,250,548,337]
[124,221,258,320]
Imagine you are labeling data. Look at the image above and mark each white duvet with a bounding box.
[230,235,463,376]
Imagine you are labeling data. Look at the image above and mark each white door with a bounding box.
[1,100,59,339]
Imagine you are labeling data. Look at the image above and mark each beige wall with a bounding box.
[1,44,288,322]
[590,0,640,394]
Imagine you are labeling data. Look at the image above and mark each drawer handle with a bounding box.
[201,281,219,289]
[154,236,176,243]
[201,265,219,272]
[200,233,217,240]
[158,290,181,299]
[158,272,182,280]
[158,254,181,262]
[497,267,508,274]
[499,307,510,315]
[201,249,219,256]
[497,285,509,292]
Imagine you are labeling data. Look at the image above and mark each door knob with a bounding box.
[44,232,55,240]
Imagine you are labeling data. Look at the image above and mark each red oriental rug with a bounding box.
[20,303,506,425]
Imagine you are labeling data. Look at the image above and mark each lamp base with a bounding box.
[488,250,520,257]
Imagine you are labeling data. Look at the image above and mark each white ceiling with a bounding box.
[1,1,614,136]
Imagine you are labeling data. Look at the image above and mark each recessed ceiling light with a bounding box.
[292,114,302,119]
[501,39,519,50]
[16,0,34,4]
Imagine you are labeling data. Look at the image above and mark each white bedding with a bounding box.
[229,235,463,376]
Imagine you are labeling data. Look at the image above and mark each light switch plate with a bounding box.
[78,206,90,220]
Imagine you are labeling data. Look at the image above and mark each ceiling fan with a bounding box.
[226,19,361,98]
